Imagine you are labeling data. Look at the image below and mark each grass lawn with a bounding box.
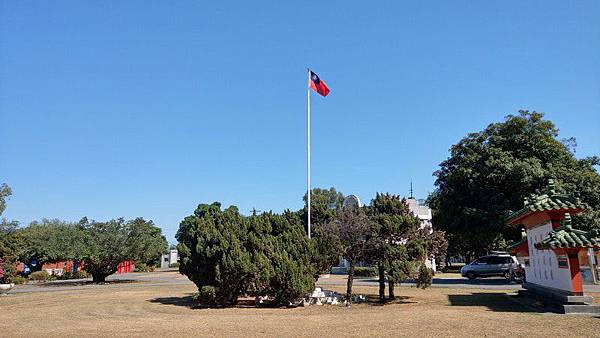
[1,274,599,337]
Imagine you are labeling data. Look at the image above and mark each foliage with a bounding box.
[177,203,253,305]
[127,218,168,267]
[134,263,153,272]
[79,217,167,283]
[429,110,600,258]
[168,262,180,268]
[0,220,23,268]
[0,183,12,217]
[19,219,84,271]
[10,275,27,285]
[249,211,316,305]
[415,265,434,289]
[302,187,345,227]
[324,207,371,304]
[353,266,377,277]
[30,270,51,281]
[365,193,443,301]
[56,270,89,280]
[177,203,317,307]
[0,258,15,284]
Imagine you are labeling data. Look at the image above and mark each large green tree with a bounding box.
[177,202,317,306]
[429,110,600,259]
[366,193,443,301]
[79,217,167,282]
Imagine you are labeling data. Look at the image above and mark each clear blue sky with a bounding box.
[1,1,599,242]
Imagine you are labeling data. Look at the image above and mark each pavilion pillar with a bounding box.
[568,250,584,295]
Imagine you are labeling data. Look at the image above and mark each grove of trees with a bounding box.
[0,186,168,284]
[177,189,447,306]
[428,110,600,261]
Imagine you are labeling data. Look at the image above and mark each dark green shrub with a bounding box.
[177,203,317,307]
[354,266,377,277]
[73,270,89,279]
[30,271,50,281]
[168,262,179,268]
[415,264,434,289]
[10,276,27,284]
[134,263,150,272]
[193,286,217,306]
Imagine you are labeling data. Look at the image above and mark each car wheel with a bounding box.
[466,271,477,280]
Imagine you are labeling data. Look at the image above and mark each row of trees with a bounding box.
[0,190,168,283]
[429,110,600,261]
[176,191,447,306]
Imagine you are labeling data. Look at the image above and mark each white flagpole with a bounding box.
[307,68,311,239]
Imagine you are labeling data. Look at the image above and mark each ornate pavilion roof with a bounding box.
[535,213,600,250]
[507,179,587,225]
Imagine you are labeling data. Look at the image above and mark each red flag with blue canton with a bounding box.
[308,70,330,97]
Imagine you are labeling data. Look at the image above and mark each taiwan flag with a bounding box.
[308,70,330,97]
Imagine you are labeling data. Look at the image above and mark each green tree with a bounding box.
[250,211,316,305]
[79,217,167,283]
[324,207,370,306]
[128,217,168,267]
[177,203,254,305]
[0,220,22,261]
[20,219,83,272]
[301,187,345,274]
[177,203,317,306]
[367,193,422,301]
[0,183,11,217]
[429,110,600,259]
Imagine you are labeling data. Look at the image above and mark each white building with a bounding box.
[406,197,437,272]
[160,249,179,269]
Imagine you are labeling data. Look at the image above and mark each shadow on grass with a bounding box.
[363,295,416,306]
[447,293,536,313]
[149,294,415,309]
[149,295,274,309]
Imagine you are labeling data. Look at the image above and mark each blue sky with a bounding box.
[1,1,599,242]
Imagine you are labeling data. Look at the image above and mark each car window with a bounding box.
[488,257,505,265]
[476,257,490,264]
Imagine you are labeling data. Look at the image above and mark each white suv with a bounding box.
[460,255,518,280]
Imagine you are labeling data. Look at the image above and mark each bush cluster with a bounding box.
[29,270,51,281]
[10,275,27,284]
[57,270,89,280]
[177,203,316,307]
[134,263,155,272]
[353,266,377,277]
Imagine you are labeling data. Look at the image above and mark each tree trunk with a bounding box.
[92,273,107,283]
[378,262,385,303]
[346,261,355,306]
[388,280,395,300]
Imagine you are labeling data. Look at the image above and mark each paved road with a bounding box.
[7,270,600,294]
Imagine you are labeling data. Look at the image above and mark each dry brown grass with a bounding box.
[1,278,599,337]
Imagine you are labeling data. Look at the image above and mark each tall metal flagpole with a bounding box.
[307,68,311,239]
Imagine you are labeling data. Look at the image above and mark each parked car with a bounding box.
[460,255,518,280]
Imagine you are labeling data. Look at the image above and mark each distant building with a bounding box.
[406,197,437,272]
[161,249,179,269]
